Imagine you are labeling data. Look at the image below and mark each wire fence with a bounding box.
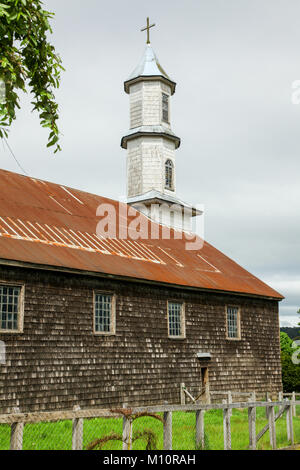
[0,399,299,451]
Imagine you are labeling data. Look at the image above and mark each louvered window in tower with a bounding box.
[165,159,174,190]
[162,93,169,122]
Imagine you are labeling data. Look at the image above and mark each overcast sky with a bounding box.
[1,0,300,326]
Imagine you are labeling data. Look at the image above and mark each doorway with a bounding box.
[200,367,210,403]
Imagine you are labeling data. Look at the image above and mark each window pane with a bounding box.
[0,285,21,331]
[168,302,182,336]
[227,306,239,338]
[95,294,112,333]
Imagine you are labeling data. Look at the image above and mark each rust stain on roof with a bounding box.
[0,169,283,300]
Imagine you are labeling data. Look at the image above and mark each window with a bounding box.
[226,306,240,339]
[165,159,174,191]
[162,93,169,122]
[168,302,185,338]
[94,293,115,335]
[0,284,24,333]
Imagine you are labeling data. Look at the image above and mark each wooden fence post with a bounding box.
[248,398,256,450]
[265,392,270,419]
[72,405,83,450]
[278,392,283,413]
[10,408,23,450]
[122,403,132,451]
[223,400,231,450]
[195,410,205,449]
[287,403,294,445]
[163,411,172,450]
[205,380,211,405]
[286,401,291,442]
[267,403,276,450]
[228,391,232,417]
[180,383,186,405]
[292,392,296,417]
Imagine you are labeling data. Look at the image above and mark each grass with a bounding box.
[0,406,299,450]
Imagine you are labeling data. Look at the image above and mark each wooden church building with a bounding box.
[0,27,283,413]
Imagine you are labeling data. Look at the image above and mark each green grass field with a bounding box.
[0,406,299,450]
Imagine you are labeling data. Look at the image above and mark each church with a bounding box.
[0,22,283,413]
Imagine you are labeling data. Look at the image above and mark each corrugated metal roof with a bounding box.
[0,169,283,300]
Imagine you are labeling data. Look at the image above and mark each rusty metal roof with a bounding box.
[0,169,283,300]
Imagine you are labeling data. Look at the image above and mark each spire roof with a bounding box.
[124,44,176,94]
[127,44,170,81]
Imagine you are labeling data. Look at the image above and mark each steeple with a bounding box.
[121,20,200,231]
[121,43,179,151]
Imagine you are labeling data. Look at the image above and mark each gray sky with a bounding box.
[1,0,300,326]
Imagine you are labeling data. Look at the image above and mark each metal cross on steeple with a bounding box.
[141,17,156,44]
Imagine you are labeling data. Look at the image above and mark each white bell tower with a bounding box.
[121,19,200,231]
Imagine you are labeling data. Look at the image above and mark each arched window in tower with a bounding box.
[165,159,174,191]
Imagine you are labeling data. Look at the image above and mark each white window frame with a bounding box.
[0,282,25,334]
[225,305,241,340]
[93,291,116,336]
[167,301,186,339]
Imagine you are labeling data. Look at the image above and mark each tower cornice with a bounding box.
[121,125,181,149]
[124,75,176,95]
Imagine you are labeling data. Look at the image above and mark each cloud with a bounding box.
[280,318,299,328]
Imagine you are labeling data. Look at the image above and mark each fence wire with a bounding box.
[0,424,10,450]
[293,404,300,446]
[83,417,123,450]
[23,421,72,450]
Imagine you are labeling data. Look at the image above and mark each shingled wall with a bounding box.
[0,265,282,413]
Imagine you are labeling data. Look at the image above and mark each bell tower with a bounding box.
[121,19,200,231]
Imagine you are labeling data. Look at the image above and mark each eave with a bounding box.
[0,258,284,302]
[124,75,177,95]
[121,129,181,149]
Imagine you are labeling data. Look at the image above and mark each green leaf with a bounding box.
[0,0,63,153]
